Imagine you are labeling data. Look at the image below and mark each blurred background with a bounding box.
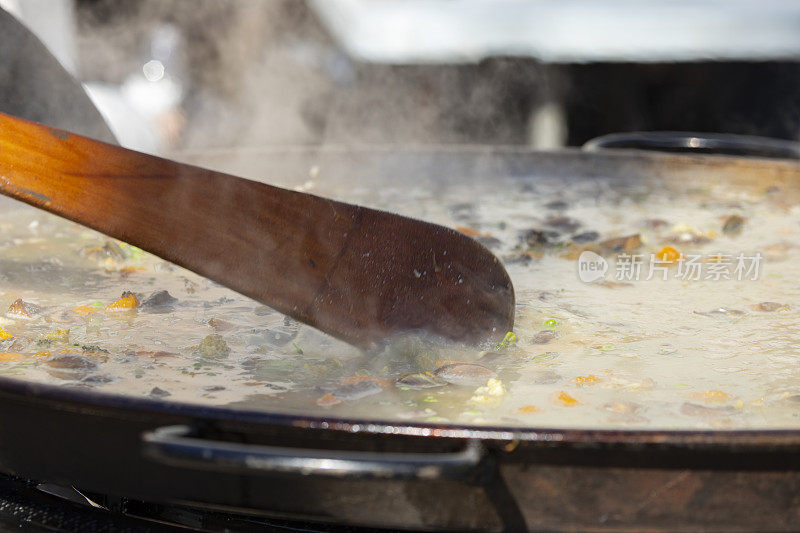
[3,0,800,156]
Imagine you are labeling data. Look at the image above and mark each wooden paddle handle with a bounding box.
[0,113,514,348]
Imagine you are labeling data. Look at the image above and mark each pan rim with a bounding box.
[2,374,800,448]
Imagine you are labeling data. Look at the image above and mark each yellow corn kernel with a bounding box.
[73,306,97,317]
[105,292,139,311]
[555,391,580,406]
[656,246,681,262]
[691,390,729,403]
[574,375,599,386]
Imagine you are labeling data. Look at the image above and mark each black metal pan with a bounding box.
[2,147,800,531]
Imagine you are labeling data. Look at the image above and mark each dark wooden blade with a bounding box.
[0,112,514,348]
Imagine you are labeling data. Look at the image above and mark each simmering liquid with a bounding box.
[0,168,798,430]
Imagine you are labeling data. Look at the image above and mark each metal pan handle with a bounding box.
[142,424,485,481]
[583,131,800,160]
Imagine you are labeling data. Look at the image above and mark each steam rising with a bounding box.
[19,1,798,163]
[73,0,549,154]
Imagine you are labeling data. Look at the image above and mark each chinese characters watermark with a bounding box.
[578,250,763,283]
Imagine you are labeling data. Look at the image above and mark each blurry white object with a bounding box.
[121,71,183,121]
[85,22,186,155]
[83,83,161,155]
[118,23,185,151]
[125,23,184,118]
[528,101,567,150]
[311,0,800,63]
[82,22,187,155]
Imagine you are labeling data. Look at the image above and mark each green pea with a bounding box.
[495,331,518,349]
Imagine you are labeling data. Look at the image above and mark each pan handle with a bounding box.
[583,131,800,160]
[142,424,485,481]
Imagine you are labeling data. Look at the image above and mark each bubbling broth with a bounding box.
[0,171,798,430]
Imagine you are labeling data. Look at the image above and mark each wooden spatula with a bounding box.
[0,112,514,348]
